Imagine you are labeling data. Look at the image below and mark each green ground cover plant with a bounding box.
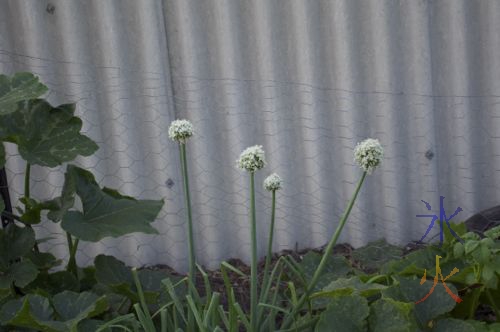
[0,72,498,331]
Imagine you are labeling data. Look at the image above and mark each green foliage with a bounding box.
[384,276,459,328]
[0,99,98,167]
[296,251,353,290]
[0,292,107,332]
[0,72,47,116]
[0,72,165,330]
[60,165,163,241]
[368,298,418,332]
[313,276,387,299]
[0,225,39,290]
[315,295,369,332]
[352,239,403,272]
[94,255,168,304]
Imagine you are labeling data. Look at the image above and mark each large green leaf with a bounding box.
[431,318,476,332]
[381,246,442,276]
[368,298,417,332]
[0,224,36,268]
[0,225,39,291]
[25,251,61,271]
[0,260,39,289]
[0,294,66,332]
[52,291,108,329]
[94,255,166,303]
[352,239,403,273]
[299,251,353,284]
[382,276,459,329]
[312,276,387,299]
[0,72,48,115]
[315,295,369,332]
[0,292,107,332]
[0,99,98,167]
[25,271,79,295]
[61,165,163,241]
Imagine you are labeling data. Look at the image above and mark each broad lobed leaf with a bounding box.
[0,72,47,116]
[0,99,98,167]
[60,165,163,241]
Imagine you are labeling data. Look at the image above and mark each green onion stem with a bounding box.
[250,172,258,331]
[180,143,196,287]
[24,163,39,252]
[282,171,367,329]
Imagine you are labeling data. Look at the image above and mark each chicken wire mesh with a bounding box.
[1,0,500,272]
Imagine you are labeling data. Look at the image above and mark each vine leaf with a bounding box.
[0,72,48,116]
[0,225,39,290]
[0,292,107,332]
[60,165,163,242]
[0,99,98,167]
[315,295,369,332]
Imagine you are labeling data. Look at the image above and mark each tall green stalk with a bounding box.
[24,163,31,200]
[66,232,79,278]
[249,172,258,332]
[179,143,196,287]
[261,190,276,300]
[282,171,367,329]
[24,163,39,252]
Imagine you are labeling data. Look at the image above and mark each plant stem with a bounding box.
[24,163,31,199]
[24,163,39,252]
[282,171,367,329]
[179,143,196,287]
[66,232,79,278]
[249,172,258,332]
[66,232,73,254]
[261,190,276,301]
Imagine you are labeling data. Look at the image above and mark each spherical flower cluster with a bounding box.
[168,119,194,143]
[354,138,383,174]
[237,145,266,172]
[264,173,282,191]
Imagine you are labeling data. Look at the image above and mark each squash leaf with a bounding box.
[0,99,98,167]
[60,165,163,241]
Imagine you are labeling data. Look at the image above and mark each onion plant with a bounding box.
[168,119,196,286]
[281,138,384,329]
[260,173,282,303]
[236,145,266,332]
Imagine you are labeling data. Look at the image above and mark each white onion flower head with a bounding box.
[354,138,383,174]
[264,173,282,191]
[237,145,266,172]
[168,119,194,143]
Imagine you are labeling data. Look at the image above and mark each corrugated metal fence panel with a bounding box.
[1,0,499,271]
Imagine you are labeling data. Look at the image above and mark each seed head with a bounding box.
[168,119,194,143]
[264,173,282,191]
[354,138,383,174]
[237,145,266,172]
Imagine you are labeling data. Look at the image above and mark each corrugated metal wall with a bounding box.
[1,0,499,272]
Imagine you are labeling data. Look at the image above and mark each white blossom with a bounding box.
[168,119,194,143]
[354,138,383,174]
[264,173,282,191]
[237,145,266,172]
